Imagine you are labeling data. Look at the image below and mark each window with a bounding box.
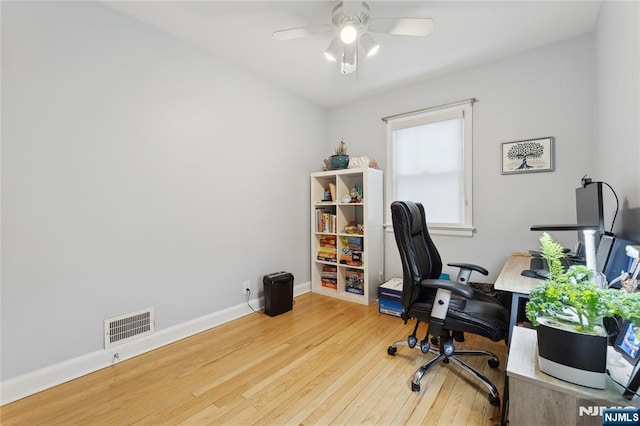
[384,99,475,236]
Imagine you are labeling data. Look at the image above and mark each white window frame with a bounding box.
[384,99,476,237]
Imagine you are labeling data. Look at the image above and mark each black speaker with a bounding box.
[263,271,294,317]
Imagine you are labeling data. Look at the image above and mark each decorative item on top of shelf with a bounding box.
[370,159,379,169]
[344,220,364,235]
[330,140,349,170]
[348,156,370,169]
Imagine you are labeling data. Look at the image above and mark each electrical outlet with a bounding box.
[242,280,251,295]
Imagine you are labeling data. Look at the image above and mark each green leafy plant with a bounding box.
[335,140,347,156]
[525,233,640,334]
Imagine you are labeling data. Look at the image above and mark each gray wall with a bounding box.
[594,0,640,241]
[329,35,596,282]
[2,0,639,388]
[1,2,326,380]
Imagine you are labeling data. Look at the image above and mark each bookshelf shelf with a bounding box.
[310,168,384,305]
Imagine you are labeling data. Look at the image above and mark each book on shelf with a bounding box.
[328,183,336,201]
[317,252,337,262]
[345,268,365,295]
[345,284,364,295]
[339,235,363,251]
[347,236,363,251]
[345,268,364,278]
[316,210,337,233]
[321,279,337,289]
[318,236,336,253]
[339,248,362,266]
[317,237,337,260]
[319,235,336,247]
[321,265,337,279]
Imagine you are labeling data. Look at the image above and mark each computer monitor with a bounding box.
[596,235,615,273]
[611,319,640,400]
[601,236,640,285]
[576,182,605,233]
[614,319,640,365]
[575,182,605,254]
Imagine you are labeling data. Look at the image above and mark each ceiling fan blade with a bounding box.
[272,24,333,41]
[369,18,434,37]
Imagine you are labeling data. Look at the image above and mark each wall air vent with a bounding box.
[104,307,154,349]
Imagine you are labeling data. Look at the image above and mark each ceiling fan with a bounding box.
[272,1,434,75]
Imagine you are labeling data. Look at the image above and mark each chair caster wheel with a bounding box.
[430,337,439,345]
[408,335,417,348]
[387,346,397,356]
[488,359,500,368]
[411,382,420,392]
[489,394,500,407]
[420,342,430,354]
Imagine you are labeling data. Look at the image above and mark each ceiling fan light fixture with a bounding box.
[324,37,342,61]
[360,32,379,57]
[273,1,433,76]
[339,23,358,44]
[343,42,357,66]
[341,42,357,74]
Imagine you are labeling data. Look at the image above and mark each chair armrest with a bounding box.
[447,262,489,276]
[419,279,474,333]
[447,262,489,285]
[418,279,474,299]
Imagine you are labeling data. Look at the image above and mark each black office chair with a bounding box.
[387,201,509,406]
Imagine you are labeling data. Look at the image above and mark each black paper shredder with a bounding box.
[263,271,294,317]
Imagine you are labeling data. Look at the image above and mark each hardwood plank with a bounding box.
[1,293,506,425]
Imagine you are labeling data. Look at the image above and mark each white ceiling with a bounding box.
[103,1,602,108]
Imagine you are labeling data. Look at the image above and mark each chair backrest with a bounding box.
[391,201,444,309]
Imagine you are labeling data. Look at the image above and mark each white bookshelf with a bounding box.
[310,168,384,305]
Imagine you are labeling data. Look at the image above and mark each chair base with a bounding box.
[388,339,502,407]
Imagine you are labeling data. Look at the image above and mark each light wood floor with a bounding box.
[1,293,507,425]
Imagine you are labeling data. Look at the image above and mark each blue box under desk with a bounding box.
[378,274,451,318]
[378,278,403,317]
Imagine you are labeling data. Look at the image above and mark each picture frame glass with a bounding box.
[501,137,554,174]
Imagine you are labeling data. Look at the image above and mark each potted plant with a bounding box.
[525,233,640,388]
[330,140,349,170]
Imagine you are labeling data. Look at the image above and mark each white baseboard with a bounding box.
[1,281,311,405]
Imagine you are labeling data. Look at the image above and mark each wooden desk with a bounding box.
[494,254,540,342]
[507,327,637,425]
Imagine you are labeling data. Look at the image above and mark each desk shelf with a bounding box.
[506,327,636,425]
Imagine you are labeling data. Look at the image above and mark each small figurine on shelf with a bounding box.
[350,185,362,203]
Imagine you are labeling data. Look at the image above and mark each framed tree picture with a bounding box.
[501,137,554,174]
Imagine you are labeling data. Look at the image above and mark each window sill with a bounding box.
[384,223,475,237]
